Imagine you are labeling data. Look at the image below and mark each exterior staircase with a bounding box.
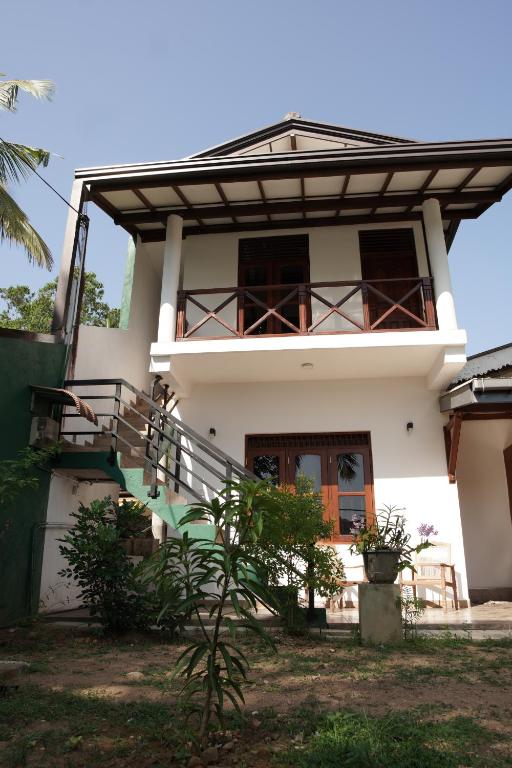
[56,377,252,541]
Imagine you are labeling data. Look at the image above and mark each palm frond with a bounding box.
[0,77,54,112]
[0,184,53,268]
[0,139,51,185]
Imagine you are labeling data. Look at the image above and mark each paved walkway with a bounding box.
[44,601,512,638]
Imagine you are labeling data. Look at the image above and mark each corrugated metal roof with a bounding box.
[451,342,512,386]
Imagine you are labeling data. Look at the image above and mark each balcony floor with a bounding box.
[151,328,467,390]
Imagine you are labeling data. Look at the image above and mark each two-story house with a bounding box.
[37,115,512,612]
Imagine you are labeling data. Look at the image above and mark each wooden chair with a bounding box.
[326,564,367,610]
[399,542,459,611]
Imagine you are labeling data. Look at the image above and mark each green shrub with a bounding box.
[59,496,152,632]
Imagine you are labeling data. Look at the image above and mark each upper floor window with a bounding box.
[238,235,310,335]
[359,228,423,330]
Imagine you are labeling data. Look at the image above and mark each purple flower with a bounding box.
[417,523,438,538]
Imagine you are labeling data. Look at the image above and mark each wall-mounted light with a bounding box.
[209,427,216,439]
[301,362,314,369]
[406,422,414,433]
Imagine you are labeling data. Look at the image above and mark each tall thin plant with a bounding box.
[169,480,277,745]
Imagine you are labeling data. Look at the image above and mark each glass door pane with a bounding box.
[293,453,322,492]
[329,449,370,538]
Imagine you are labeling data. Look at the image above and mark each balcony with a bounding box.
[176,277,437,340]
[151,275,466,391]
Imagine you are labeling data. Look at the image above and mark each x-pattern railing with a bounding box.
[177,277,436,339]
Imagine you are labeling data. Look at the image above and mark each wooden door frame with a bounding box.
[245,431,375,542]
[504,444,512,523]
[238,243,311,335]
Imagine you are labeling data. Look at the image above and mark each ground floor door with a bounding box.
[246,432,375,542]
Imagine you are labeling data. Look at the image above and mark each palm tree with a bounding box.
[0,75,55,268]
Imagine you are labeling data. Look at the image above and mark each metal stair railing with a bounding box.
[58,378,255,504]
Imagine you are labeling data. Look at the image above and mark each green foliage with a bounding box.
[0,272,120,333]
[0,73,54,268]
[159,480,278,745]
[283,708,499,768]
[141,533,203,635]
[58,497,152,633]
[0,442,60,506]
[256,476,345,599]
[349,504,433,571]
[400,586,427,640]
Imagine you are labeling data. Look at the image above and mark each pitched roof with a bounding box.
[451,342,512,386]
[189,114,417,158]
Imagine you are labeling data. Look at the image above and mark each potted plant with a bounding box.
[349,505,437,584]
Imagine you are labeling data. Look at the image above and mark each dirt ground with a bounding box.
[1,623,512,767]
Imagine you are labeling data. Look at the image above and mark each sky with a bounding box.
[1,0,511,354]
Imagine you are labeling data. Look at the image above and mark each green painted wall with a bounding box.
[119,237,136,330]
[0,334,66,627]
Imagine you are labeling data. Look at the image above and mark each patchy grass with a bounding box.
[279,705,509,767]
[0,625,511,766]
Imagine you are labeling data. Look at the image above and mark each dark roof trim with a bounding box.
[189,117,417,158]
[466,341,512,361]
[440,377,512,412]
[75,138,512,183]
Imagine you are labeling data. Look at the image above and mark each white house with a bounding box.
[38,115,512,611]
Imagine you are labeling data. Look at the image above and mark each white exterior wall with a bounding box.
[40,476,119,613]
[457,419,512,595]
[175,376,469,602]
[181,221,430,336]
[74,239,161,392]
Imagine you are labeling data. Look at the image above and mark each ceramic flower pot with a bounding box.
[363,549,401,584]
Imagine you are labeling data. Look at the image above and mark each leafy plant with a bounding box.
[349,504,436,571]
[0,443,60,506]
[141,532,202,635]
[167,480,278,745]
[256,476,345,611]
[399,586,426,640]
[59,496,152,632]
[0,272,120,333]
[0,74,55,268]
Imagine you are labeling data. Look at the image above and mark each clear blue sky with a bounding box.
[1,0,511,354]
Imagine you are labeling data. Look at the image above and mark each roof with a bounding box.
[74,118,512,243]
[189,115,417,158]
[450,342,512,386]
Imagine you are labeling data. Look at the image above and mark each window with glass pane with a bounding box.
[339,496,366,535]
[336,453,364,491]
[294,454,322,492]
[253,455,280,484]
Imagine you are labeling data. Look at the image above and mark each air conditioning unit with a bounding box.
[29,416,60,447]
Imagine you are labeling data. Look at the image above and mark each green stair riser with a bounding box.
[57,451,215,542]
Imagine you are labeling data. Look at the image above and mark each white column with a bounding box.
[158,214,183,342]
[422,197,458,331]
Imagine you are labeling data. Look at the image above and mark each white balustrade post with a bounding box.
[422,198,458,331]
[158,214,183,343]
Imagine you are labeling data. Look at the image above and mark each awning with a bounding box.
[30,385,98,425]
[439,377,512,483]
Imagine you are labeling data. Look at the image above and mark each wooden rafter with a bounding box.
[335,175,351,217]
[404,169,438,214]
[116,190,498,226]
[370,171,394,215]
[257,180,271,222]
[215,182,238,224]
[172,185,205,228]
[139,208,477,241]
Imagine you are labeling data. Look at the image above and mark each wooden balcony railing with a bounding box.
[176,277,436,340]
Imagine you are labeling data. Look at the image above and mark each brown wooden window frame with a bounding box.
[238,234,311,336]
[245,431,375,543]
